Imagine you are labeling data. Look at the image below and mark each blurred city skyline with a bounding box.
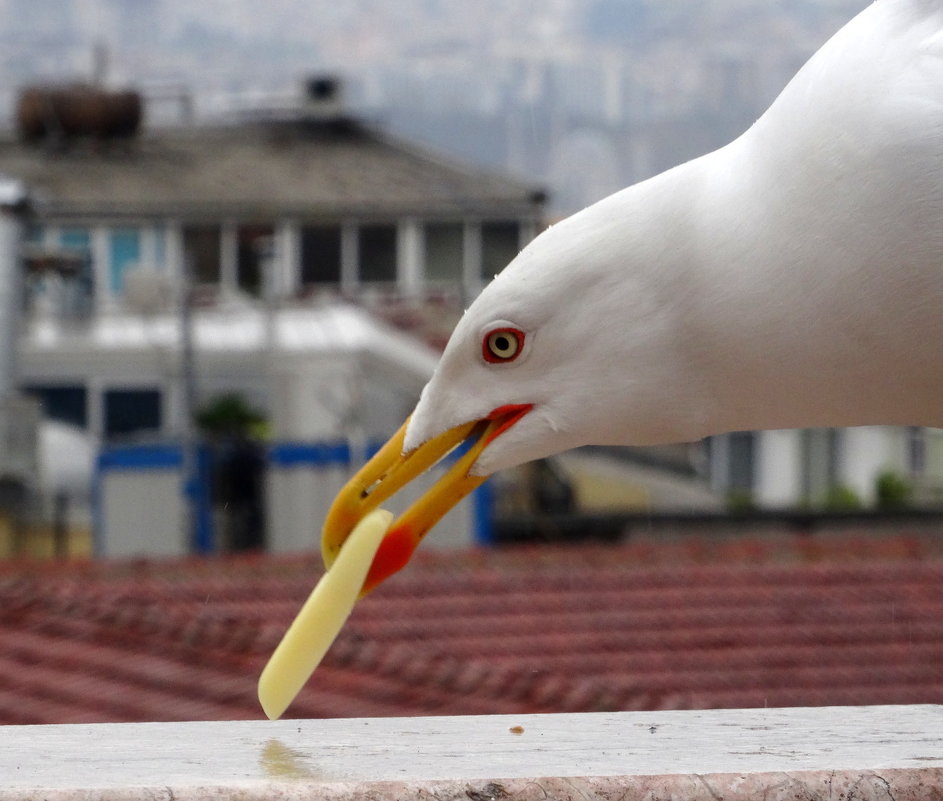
[0,0,871,212]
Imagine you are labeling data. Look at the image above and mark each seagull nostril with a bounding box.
[361,479,381,499]
[361,468,394,499]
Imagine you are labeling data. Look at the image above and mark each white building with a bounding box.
[0,80,545,555]
[0,81,937,560]
[709,427,943,509]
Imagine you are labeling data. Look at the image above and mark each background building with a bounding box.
[0,69,939,561]
[0,79,543,556]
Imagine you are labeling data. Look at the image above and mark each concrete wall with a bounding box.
[1,706,941,799]
[99,468,187,557]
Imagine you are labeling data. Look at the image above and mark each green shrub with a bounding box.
[875,470,912,509]
[195,393,267,438]
[822,484,862,510]
[726,489,756,512]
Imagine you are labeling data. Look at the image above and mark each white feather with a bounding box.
[406,0,943,475]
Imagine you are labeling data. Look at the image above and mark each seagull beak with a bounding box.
[321,403,532,595]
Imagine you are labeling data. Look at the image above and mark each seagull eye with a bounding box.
[483,328,524,363]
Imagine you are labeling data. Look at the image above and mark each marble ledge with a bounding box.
[2,705,943,800]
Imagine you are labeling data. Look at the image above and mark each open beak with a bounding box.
[321,403,532,596]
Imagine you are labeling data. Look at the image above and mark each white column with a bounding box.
[276,220,300,300]
[164,375,183,438]
[220,220,238,291]
[87,376,105,441]
[463,221,482,300]
[92,224,111,310]
[164,221,184,307]
[754,429,802,507]
[220,221,237,291]
[0,194,23,396]
[398,218,423,296]
[340,221,358,293]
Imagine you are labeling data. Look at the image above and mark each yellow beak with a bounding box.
[321,404,532,596]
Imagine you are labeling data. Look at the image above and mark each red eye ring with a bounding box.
[482,327,525,363]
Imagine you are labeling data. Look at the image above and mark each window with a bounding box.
[26,229,94,315]
[358,224,397,283]
[109,228,141,294]
[60,227,90,252]
[908,427,927,475]
[236,224,273,297]
[24,385,87,428]
[424,223,463,283]
[182,225,221,284]
[481,221,520,281]
[727,431,754,492]
[104,389,161,440]
[153,225,167,269]
[25,223,44,244]
[300,225,342,285]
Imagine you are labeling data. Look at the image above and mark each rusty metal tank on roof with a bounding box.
[16,84,142,145]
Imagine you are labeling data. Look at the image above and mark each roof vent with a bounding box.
[302,75,344,119]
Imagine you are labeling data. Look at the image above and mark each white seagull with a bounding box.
[323,0,943,594]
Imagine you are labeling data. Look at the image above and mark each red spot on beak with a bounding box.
[361,524,416,595]
[343,403,534,596]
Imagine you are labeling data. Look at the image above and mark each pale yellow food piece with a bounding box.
[258,508,392,720]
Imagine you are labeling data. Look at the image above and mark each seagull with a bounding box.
[323,0,943,593]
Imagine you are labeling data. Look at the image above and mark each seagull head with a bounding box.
[322,185,711,594]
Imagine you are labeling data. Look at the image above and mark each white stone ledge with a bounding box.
[2,705,943,800]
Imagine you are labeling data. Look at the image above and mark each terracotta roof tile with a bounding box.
[2,531,943,723]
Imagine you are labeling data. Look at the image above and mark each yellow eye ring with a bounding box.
[483,328,524,363]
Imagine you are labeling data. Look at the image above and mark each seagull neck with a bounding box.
[682,138,943,434]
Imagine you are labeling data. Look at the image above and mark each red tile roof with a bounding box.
[1,530,943,724]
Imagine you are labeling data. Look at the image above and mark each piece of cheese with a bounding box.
[258,508,392,720]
